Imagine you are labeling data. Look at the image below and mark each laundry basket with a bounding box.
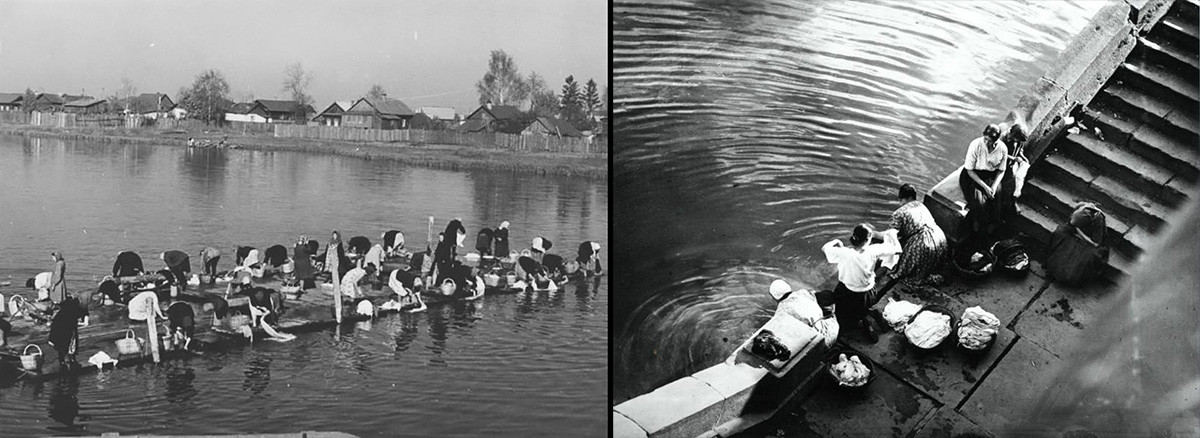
[20,344,43,371]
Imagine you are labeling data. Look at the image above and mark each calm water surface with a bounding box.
[613,0,1111,402]
[0,135,608,436]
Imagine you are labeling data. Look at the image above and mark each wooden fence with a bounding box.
[0,111,28,124]
[273,125,606,154]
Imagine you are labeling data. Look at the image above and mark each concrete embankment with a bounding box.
[0,124,608,180]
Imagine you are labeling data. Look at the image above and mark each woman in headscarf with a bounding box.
[325,230,349,279]
[432,220,467,284]
[113,250,143,278]
[889,183,948,286]
[494,221,511,257]
[958,124,1008,238]
[161,250,191,291]
[48,252,67,305]
[382,230,405,257]
[293,235,316,289]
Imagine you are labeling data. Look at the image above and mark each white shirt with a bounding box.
[34,272,52,300]
[127,291,162,321]
[777,290,840,347]
[823,239,898,292]
[964,137,1008,172]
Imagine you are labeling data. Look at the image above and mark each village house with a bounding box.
[251,99,314,123]
[523,116,584,138]
[224,102,267,123]
[312,100,354,127]
[0,93,23,111]
[27,93,69,112]
[63,98,109,114]
[462,101,524,133]
[342,97,415,130]
[129,93,176,119]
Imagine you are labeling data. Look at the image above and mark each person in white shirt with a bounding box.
[822,224,900,343]
[958,124,1008,237]
[769,280,839,348]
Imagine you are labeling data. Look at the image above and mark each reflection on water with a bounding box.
[0,135,607,436]
[613,0,1109,402]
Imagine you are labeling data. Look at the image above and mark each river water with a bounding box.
[613,0,1111,403]
[0,135,608,436]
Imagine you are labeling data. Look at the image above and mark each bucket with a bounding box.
[115,328,142,355]
[20,344,43,371]
[484,274,501,288]
[170,285,179,298]
[282,259,295,274]
[505,272,518,286]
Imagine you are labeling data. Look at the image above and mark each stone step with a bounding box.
[1116,60,1200,109]
[1059,132,1178,196]
[1012,196,1133,284]
[1177,0,1199,21]
[1136,36,1199,76]
[1038,152,1171,232]
[1094,82,1199,141]
[1022,178,1146,260]
[1085,107,1200,186]
[1152,14,1199,53]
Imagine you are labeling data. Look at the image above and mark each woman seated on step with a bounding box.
[958,124,1008,240]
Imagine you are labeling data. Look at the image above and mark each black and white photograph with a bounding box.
[613,0,1198,436]
[0,1,608,436]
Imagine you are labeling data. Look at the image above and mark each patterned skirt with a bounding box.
[893,225,948,283]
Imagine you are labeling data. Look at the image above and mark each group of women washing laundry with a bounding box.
[769,122,1033,345]
[1,218,604,368]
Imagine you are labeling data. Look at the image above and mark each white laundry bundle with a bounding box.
[87,351,118,369]
[882,298,922,331]
[957,306,1001,350]
[829,353,871,387]
[904,310,952,349]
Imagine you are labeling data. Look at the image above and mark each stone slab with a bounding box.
[614,376,725,438]
[614,411,650,438]
[1012,280,1123,357]
[957,338,1067,435]
[941,262,1050,328]
[911,406,995,438]
[734,359,939,438]
[843,322,1017,409]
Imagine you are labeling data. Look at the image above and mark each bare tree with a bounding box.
[282,62,313,118]
[115,77,138,112]
[528,72,558,118]
[475,50,529,106]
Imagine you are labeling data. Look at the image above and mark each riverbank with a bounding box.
[0,123,608,180]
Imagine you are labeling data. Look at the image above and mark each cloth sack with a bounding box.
[882,297,922,331]
[829,353,870,387]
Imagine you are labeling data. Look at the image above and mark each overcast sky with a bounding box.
[0,0,607,114]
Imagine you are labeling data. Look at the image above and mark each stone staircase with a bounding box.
[1014,0,1199,282]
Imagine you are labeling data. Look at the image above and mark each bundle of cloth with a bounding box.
[750,329,791,362]
[990,239,1029,272]
[882,298,922,331]
[957,306,1000,350]
[904,310,953,349]
[829,353,870,387]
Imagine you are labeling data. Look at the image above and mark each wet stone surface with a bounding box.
[1013,280,1122,357]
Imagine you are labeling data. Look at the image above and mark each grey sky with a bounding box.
[0,0,608,114]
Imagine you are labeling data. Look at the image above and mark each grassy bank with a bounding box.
[0,123,608,179]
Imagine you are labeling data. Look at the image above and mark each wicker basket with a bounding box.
[951,247,995,280]
[20,344,43,371]
[904,305,958,350]
[825,347,876,390]
[115,329,142,355]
